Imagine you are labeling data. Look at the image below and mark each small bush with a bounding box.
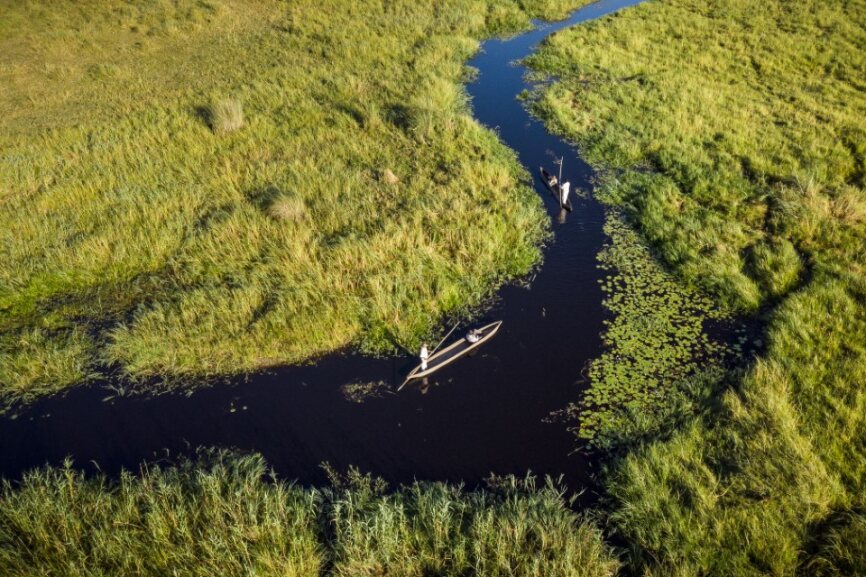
[208,96,244,134]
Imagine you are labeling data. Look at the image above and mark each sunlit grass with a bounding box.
[0,328,95,406]
[0,0,590,403]
[528,0,866,573]
[0,451,619,577]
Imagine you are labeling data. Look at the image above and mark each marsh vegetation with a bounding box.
[0,451,618,577]
[2,0,864,574]
[0,0,589,405]
[528,0,866,573]
[567,214,740,448]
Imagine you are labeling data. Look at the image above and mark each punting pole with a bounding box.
[431,322,459,355]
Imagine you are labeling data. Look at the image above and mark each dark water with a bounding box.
[0,0,643,491]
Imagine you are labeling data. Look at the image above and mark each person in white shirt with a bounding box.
[419,343,429,370]
[466,329,481,343]
[560,181,571,206]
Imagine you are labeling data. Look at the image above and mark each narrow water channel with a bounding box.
[0,0,643,489]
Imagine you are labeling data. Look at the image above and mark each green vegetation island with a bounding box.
[1,0,865,575]
[1,0,582,402]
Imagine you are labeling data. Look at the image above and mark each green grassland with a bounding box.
[5,0,866,574]
[0,0,588,404]
[0,450,618,577]
[528,0,866,573]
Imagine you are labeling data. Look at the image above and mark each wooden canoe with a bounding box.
[539,167,573,212]
[398,321,503,390]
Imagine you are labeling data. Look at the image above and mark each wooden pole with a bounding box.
[431,322,459,355]
[555,156,565,207]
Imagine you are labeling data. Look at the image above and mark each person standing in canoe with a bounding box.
[419,342,429,371]
[560,181,571,207]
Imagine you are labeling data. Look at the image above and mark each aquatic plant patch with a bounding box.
[567,213,741,448]
[339,379,391,403]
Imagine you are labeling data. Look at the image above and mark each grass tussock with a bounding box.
[208,96,244,134]
[0,0,587,403]
[267,193,307,223]
[0,451,619,577]
[528,0,866,574]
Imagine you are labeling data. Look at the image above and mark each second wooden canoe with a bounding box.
[539,166,573,212]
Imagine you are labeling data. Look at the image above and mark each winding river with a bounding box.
[0,0,643,490]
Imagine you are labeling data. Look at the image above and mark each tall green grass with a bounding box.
[0,0,587,403]
[528,0,866,573]
[0,451,618,577]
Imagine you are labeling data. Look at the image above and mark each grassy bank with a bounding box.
[0,0,590,404]
[0,451,618,577]
[528,0,866,573]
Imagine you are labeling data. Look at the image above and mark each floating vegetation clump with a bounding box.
[340,380,391,403]
[571,214,741,448]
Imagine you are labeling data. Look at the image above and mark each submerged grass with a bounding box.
[528,0,866,574]
[0,451,619,577]
[0,0,588,404]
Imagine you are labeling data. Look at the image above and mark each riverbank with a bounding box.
[0,450,618,577]
[527,0,866,573]
[0,0,589,406]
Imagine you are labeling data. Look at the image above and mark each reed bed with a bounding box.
[0,451,618,577]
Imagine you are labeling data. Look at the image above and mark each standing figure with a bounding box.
[560,181,571,207]
[420,342,429,371]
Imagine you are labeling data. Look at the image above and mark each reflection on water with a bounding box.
[557,208,569,225]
